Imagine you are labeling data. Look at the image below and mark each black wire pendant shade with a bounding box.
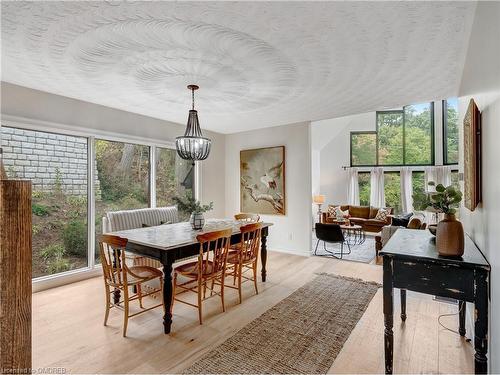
[175,85,211,161]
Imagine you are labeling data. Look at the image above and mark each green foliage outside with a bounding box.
[445,99,459,164]
[41,244,71,274]
[384,173,402,214]
[358,172,370,206]
[351,134,376,165]
[62,220,88,256]
[32,203,51,217]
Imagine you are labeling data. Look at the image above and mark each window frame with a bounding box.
[1,115,199,291]
[442,99,459,166]
[350,104,435,167]
[350,131,378,167]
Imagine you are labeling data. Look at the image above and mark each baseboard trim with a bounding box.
[268,248,311,257]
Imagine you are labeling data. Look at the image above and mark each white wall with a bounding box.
[457,2,500,372]
[225,122,312,256]
[0,82,226,218]
[311,111,375,205]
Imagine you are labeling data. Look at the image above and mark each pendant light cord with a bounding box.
[192,87,195,110]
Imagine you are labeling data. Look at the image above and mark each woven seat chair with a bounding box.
[99,234,164,337]
[172,228,232,325]
[225,222,262,303]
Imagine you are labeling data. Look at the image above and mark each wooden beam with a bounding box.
[0,180,32,372]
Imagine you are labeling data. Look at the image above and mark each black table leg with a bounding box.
[383,256,394,375]
[162,262,173,334]
[459,300,466,337]
[400,289,407,322]
[261,233,268,282]
[474,270,488,374]
[112,249,121,304]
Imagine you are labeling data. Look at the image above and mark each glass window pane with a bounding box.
[444,98,459,164]
[384,172,401,214]
[94,140,150,262]
[377,111,404,165]
[1,126,88,278]
[358,172,371,206]
[155,147,194,221]
[404,102,433,165]
[411,171,427,211]
[351,133,377,166]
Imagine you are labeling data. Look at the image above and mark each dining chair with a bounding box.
[172,228,232,325]
[234,213,260,223]
[99,234,164,337]
[314,223,351,259]
[225,223,262,303]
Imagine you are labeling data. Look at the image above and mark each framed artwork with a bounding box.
[463,98,481,211]
[240,146,285,215]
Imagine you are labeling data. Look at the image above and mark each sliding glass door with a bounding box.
[94,139,150,262]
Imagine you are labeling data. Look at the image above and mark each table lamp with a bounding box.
[313,195,325,223]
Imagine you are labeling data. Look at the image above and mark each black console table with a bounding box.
[380,229,490,374]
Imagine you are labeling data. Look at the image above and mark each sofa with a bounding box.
[375,215,427,254]
[321,205,393,233]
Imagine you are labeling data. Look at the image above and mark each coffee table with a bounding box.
[340,224,365,245]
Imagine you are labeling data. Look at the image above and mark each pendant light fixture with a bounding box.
[175,85,211,162]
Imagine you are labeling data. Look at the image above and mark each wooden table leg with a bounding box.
[383,256,394,375]
[261,233,268,282]
[400,289,407,322]
[162,262,174,334]
[459,300,466,337]
[474,270,488,374]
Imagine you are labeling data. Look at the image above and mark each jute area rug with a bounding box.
[184,273,380,374]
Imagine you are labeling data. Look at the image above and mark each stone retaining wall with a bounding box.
[1,126,99,196]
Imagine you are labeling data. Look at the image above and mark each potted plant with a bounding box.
[172,192,213,230]
[421,182,464,256]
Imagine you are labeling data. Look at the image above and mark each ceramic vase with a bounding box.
[190,212,205,230]
[436,213,464,257]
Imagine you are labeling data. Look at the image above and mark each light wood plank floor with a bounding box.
[33,252,474,374]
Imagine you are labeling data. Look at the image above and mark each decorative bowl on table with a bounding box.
[428,224,437,236]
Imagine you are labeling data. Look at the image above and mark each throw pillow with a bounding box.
[334,207,349,220]
[327,205,336,217]
[375,208,389,221]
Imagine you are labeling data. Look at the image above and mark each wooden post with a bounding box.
[0,180,32,372]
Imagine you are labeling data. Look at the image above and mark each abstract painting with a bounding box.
[240,146,285,215]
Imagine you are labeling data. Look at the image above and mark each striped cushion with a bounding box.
[106,206,178,232]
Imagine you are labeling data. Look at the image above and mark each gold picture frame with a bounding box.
[240,146,285,215]
[463,98,481,211]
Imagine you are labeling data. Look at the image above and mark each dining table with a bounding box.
[108,218,273,334]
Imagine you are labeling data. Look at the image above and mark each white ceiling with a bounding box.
[1,1,476,134]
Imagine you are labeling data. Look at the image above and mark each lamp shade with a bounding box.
[313,195,325,204]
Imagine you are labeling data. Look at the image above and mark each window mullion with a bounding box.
[88,136,96,270]
[150,145,156,208]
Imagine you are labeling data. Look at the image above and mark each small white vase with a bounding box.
[190,212,205,230]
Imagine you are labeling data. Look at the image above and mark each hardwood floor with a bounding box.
[33,251,473,374]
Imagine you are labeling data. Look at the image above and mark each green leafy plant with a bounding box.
[417,181,463,215]
[32,203,51,217]
[172,192,213,214]
[62,219,88,256]
[41,244,71,274]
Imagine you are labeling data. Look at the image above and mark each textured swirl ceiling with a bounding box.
[1,2,475,133]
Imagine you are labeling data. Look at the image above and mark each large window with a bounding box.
[1,126,88,278]
[384,172,402,214]
[404,102,434,165]
[351,132,377,166]
[377,111,404,165]
[156,147,194,220]
[94,140,150,261]
[351,102,434,167]
[443,98,459,165]
[358,172,371,206]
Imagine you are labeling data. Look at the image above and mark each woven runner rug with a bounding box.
[183,273,380,374]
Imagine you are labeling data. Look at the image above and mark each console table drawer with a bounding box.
[393,259,475,301]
